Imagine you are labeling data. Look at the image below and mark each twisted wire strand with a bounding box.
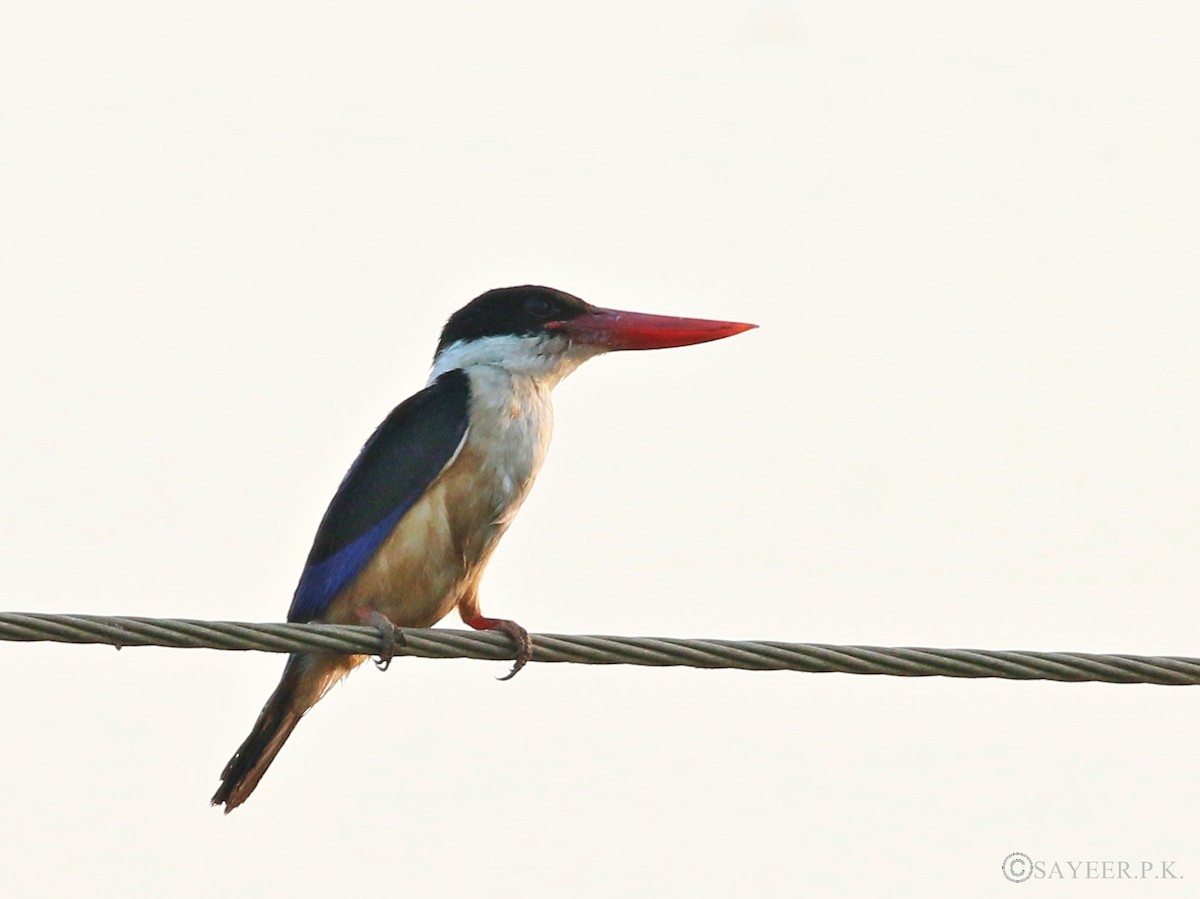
[1,612,1197,685]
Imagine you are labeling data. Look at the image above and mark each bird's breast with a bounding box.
[327,367,554,626]
[443,367,555,549]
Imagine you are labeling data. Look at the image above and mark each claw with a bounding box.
[360,610,405,671]
[493,620,532,681]
[463,614,532,680]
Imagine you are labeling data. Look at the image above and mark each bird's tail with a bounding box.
[212,652,360,813]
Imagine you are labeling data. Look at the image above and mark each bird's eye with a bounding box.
[523,295,556,319]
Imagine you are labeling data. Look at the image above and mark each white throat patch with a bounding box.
[428,333,604,387]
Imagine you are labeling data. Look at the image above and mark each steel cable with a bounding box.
[1,612,1197,685]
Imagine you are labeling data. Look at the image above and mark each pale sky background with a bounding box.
[1,2,1198,897]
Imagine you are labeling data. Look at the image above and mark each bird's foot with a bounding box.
[358,610,406,671]
[464,615,532,681]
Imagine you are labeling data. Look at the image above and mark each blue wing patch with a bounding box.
[287,369,470,623]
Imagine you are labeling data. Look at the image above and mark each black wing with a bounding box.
[287,369,470,623]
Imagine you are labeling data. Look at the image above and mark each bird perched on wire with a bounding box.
[212,285,755,811]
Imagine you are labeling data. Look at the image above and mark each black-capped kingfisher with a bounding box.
[212,285,755,811]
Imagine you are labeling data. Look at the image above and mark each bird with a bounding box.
[211,285,755,812]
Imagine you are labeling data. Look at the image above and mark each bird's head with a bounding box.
[431,285,756,384]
